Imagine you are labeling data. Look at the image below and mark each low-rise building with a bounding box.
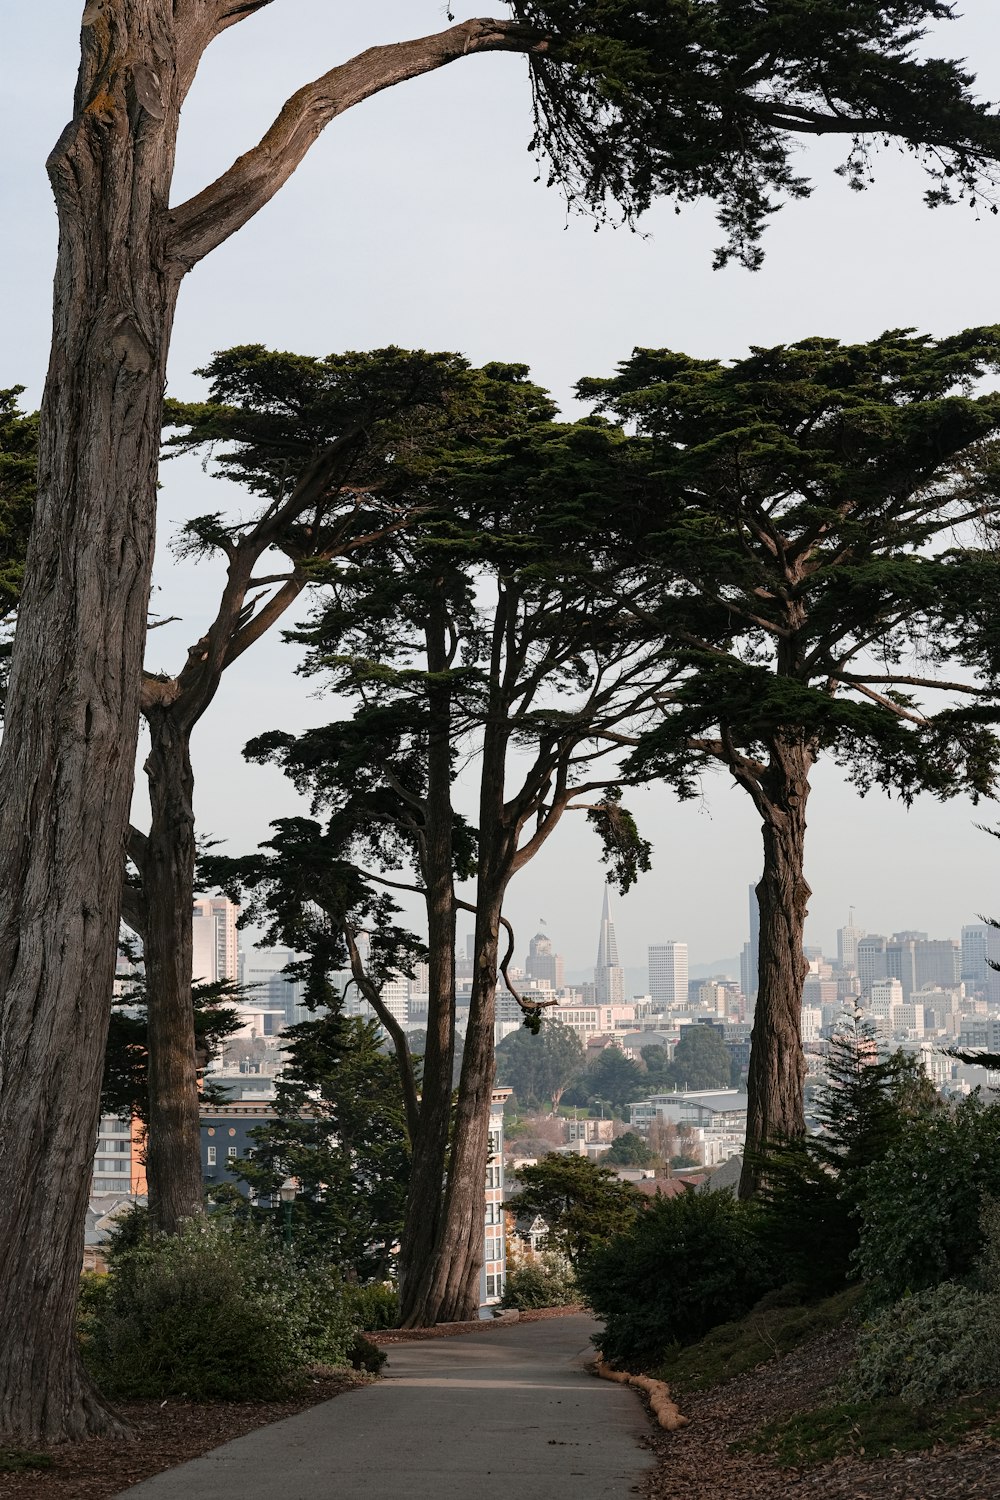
[628,1088,748,1166]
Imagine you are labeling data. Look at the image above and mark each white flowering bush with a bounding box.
[81,1216,355,1399]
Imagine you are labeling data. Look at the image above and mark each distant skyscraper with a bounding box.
[914,939,960,991]
[192,896,238,985]
[857,935,888,996]
[239,947,304,1029]
[837,908,864,973]
[744,882,760,1004]
[526,930,565,990]
[886,934,922,1000]
[594,886,625,1005]
[962,923,993,989]
[648,942,688,1007]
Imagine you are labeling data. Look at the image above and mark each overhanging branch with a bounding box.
[169,19,548,269]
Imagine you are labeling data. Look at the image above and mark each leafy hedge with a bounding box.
[580,1189,779,1369]
[80,1217,355,1400]
[854,1092,1000,1303]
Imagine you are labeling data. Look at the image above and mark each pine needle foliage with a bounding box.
[755,1014,937,1293]
[510,1,1000,267]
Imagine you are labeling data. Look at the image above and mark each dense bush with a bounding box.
[580,1189,780,1369]
[348,1333,388,1373]
[341,1282,399,1330]
[500,1256,577,1311]
[81,1217,355,1399]
[755,1019,935,1296]
[854,1091,1000,1303]
[845,1283,1000,1404]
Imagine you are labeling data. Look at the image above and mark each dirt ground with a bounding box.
[642,1327,1000,1500]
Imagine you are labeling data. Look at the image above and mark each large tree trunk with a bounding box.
[424,887,504,1322]
[411,707,514,1325]
[0,4,185,1441]
[739,736,813,1198]
[141,710,204,1231]
[397,599,457,1326]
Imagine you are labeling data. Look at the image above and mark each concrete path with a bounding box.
[113,1315,655,1500]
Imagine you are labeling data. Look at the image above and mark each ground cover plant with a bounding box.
[657,1287,863,1393]
[742,1393,1000,1468]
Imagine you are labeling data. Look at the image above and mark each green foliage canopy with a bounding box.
[667,1025,733,1092]
[233,1015,410,1282]
[510,1,1000,268]
[604,1131,656,1166]
[756,1015,936,1294]
[583,328,1000,811]
[506,1152,644,1269]
[496,1019,585,1110]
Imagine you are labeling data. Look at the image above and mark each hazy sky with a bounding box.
[5,3,1000,973]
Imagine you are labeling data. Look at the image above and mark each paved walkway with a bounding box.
[114,1315,655,1500]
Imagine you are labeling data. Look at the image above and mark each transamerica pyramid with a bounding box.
[594,883,624,1005]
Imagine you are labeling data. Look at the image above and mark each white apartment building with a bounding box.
[552,1001,639,1041]
[92,1115,136,1196]
[192,895,239,986]
[481,1087,511,1309]
[801,1005,823,1044]
[868,977,903,1019]
[648,942,689,1007]
[890,1001,926,1038]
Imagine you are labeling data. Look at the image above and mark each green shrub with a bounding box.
[348,1333,388,1373]
[500,1256,577,1311]
[854,1091,1000,1303]
[754,1020,935,1297]
[341,1282,399,1331]
[580,1189,780,1369]
[844,1282,1000,1405]
[82,1217,355,1400]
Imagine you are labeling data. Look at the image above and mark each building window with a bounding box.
[486,1274,496,1298]
[227,1146,237,1159]
[207,1146,217,1165]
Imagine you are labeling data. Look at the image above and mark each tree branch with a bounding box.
[835,672,996,697]
[847,681,930,725]
[211,0,276,37]
[168,19,548,269]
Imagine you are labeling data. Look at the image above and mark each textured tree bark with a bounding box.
[397,600,457,1327]
[0,0,186,1442]
[739,735,813,1198]
[0,7,544,1435]
[431,889,504,1322]
[140,710,203,1231]
[413,698,515,1325]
